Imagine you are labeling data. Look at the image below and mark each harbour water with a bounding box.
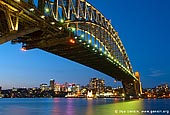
[0,98,169,115]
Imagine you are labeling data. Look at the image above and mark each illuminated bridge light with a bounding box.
[45,8,50,13]
[79,40,82,42]
[74,36,77,39]
[40,15,45,19]
[14,0,20,2]
[104,51,107,55]
[60,19,64,23]
[100,53,103,56]
[88,40,91,43]
[108,54,111,57]
[116,61,119,64]
[80,34,84,38]
[29,8,34,12]
[71,27,76,32]
[99,48,102,51]
[69,39,75,44]
[87,45,90,47]
[92,48,95,51]
[51,22,55,25]
[94,44,97,48]
[58,27,62,30]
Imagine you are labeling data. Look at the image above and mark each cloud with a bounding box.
[148,69,167,77]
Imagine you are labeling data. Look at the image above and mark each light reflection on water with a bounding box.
[0,98,169,115]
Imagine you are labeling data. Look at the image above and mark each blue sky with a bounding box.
[0,0,170,89]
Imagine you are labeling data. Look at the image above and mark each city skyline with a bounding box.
[0,0,170,89]
[1,77,170,99]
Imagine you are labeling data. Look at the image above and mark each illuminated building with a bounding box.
[65,83,81,97]
[50,79,55,90]
[60,82,69,92]
[40,84,49,91]
[54,83,61,93]
[156,84,169,92]
[88,78,105,95]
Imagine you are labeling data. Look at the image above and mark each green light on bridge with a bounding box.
[108,54,111,57]
[88,40,92,43]
[94,44,97,48]
[81,34,84,38]
[45,8,50,13]
[71,27,76,32]
[60,19,64,23]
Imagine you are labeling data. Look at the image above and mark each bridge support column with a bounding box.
[122,80,141,99]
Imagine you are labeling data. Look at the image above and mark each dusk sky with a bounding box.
[0,0,170,89]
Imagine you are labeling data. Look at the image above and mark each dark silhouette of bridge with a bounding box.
[0,0,142,99]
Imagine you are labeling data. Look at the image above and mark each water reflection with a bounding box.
[94,99,144,115]
[3,98,169,115]
[51,98,144,115]
[86,99,93,115]
[85,98,144,115]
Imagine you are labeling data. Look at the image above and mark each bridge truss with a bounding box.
[0,0,142,98]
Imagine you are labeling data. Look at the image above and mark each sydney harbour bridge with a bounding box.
[0,0,142,99]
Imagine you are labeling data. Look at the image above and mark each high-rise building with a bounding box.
[88,78,105,95]
[54,83,61,93]
[50,79,55,90]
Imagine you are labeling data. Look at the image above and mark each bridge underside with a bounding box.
[16,30,135,83]
[33,32,141,98]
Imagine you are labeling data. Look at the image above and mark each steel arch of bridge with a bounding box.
[36,0,134,74]
[0,0,142,98]
[0,0,136,79]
